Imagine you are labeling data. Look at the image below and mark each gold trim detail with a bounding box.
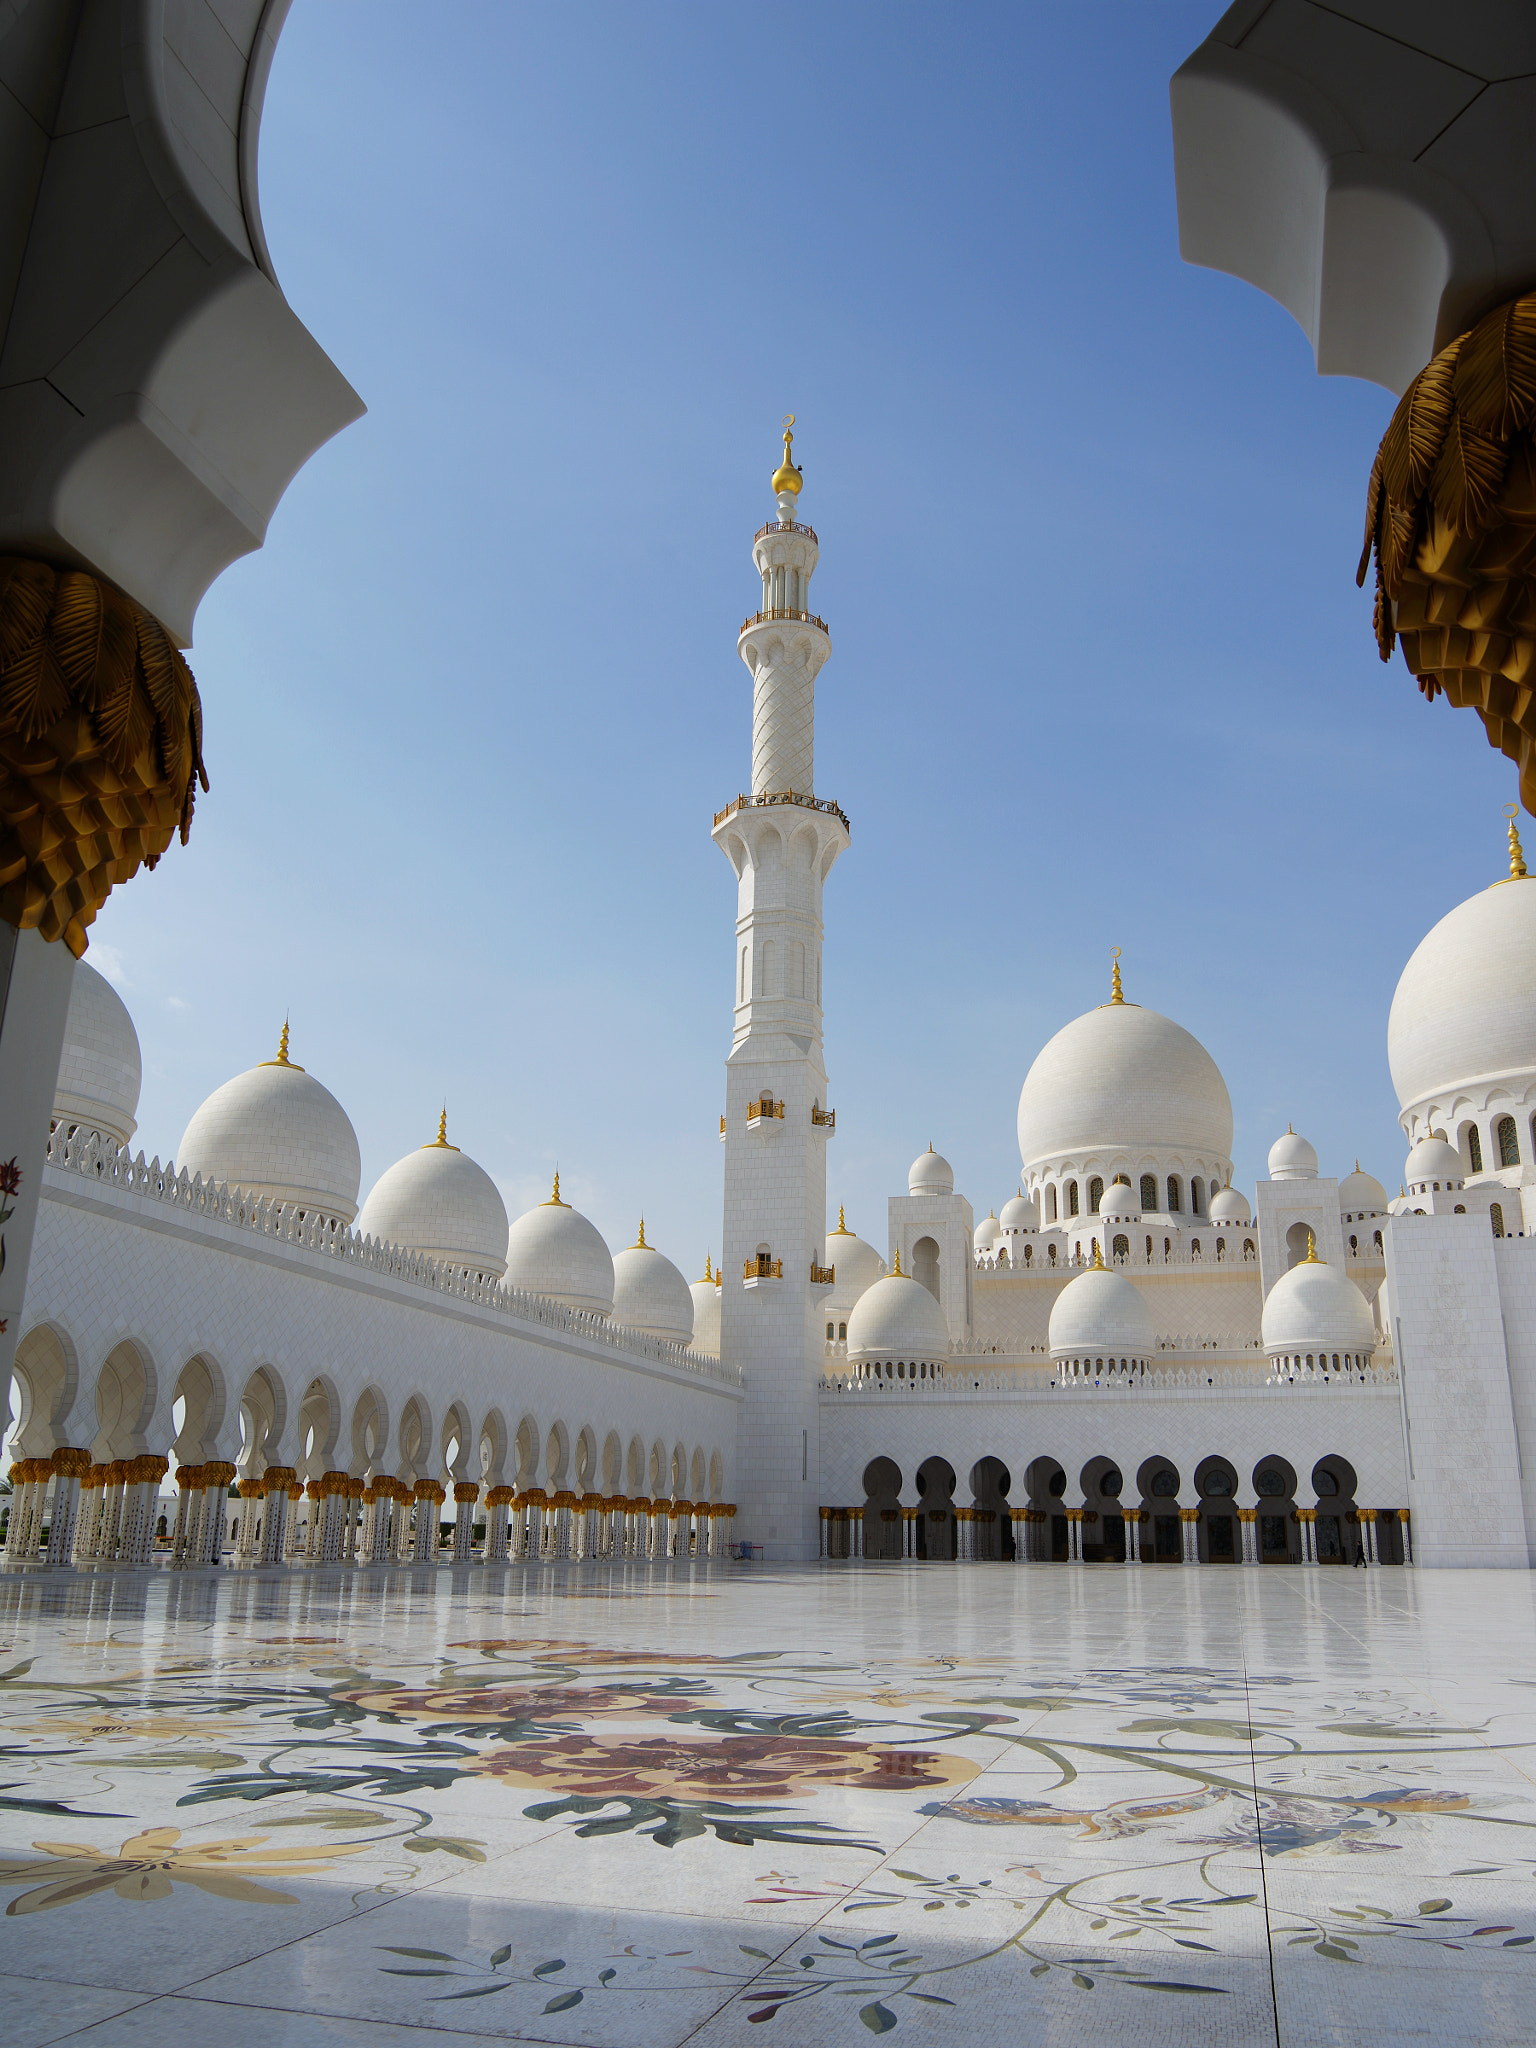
[260,1018,304,1072]
[770,415,803,497]
[422,1106,459,1151]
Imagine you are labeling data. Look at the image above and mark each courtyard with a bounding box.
[0,1562,1532,2045]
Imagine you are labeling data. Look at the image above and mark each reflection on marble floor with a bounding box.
[1,1564,1535,2044]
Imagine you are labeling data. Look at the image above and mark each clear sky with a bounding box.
[86,0,1519,1276]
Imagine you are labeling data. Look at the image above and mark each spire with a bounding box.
[260,1015,303,1071]
[423,1106,458,1152]
[544,1171,567,1208]
[1304,1229,1321,1264]
[702,1253,713,1283]
[1091,1239,1105,1268]
[1503,802,1529,883]
[834,1203,850,1234]
[1110,946,1124,1004]
[771,414,802,499]
[892,1247,903,1277]
[633,1217,649,1250]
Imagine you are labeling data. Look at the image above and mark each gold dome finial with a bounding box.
[1304,1229,1320,1264]
[260,1015,304,1071]
[1091,1238,1105,1268]
[702,1253,713,1283]
[1109,947,1124,1004]
[892,1246,902,1277]
[1500,801,1529,883]
[544,1170,567,1208]
[423,1106,459,1152]
[771,414,802,498]
[834,1203,850,1234]
[633,1216,649,1250]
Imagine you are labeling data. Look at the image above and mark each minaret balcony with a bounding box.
[746,1096,785,1129]
[743,1255,784,1288]
[713,790,850,835]
[811,1106,836,1132]
[810,1261,835,1287]
[754,519,818,543]
[740,607,828,636]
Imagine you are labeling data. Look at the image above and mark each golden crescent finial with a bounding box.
[771,416,803,497]
[1109,949,1124,1005]
[782,413,795,430]
[1503,800,1528,883]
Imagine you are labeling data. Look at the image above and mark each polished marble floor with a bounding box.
[1,1560,1534,2046]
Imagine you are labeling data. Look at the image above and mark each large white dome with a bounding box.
[611,1226,694,1344]
[1261,1252,1376,1357]
[845,1268,950,1365]
[504,1178,614,1316]
[177,1026,361,1223]
[1016,995,1233,1175]
[355,1114,508,1277]
[689,1264,722,1357]
[55,959,140,1147]
[1389,860,1536,1129]
[1048,1262,1155,1362]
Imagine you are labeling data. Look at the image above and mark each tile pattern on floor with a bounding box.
[1,1561,1535,2044]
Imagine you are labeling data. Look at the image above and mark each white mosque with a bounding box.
[6,429,1536,1576]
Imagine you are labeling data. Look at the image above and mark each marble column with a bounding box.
[1398,1507,1413,1565]
[1066,1508,1083,1564]
[412,1482,441,1563]
[1238,1506,1258,1564]
[1180,1508,1201,1564]
[483,1486,511,1562]
[259,1468,295,1566]
[452,1482,478,1565]
[169,1465,199,1567]
[1360,1508,1378,1563]
[1299,1508,1317,1564]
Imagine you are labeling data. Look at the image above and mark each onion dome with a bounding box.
[1338,1162,1390,1215]
[611,1219,694,1343]
[689,1256,722,1357]
[825,1205,885,1312]
[1389,811,1536,1131]
[54,958,141,1147]
[1261,1239,1376,1360]
[1098,1179,1139,1219]
[504,1173,615,1316]
[354,1110,508,1277]
[1016,958,1233,1175]
[845,1250,950,1366]
[1404,1136,1464,1192]
[1048,1251,1156,1365]
[999,1189,1037,1231]
[1209,1182,1253,1223]
[770,416,803,497]
[908,1143,954,1195]
[1267,1125,1319,1180]
[177,1021,361,1223]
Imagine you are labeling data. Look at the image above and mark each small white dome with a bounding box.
[1098,1179,1138,1219]
[177,1026,361,1222]
[55,959,140,1147]
[1048,1261,1155,1361]
[1262,1252,1376,1356]
[1404,1136,1463,1190]
[1208,1183,1252,1223]
[974,1211,1002,1252]
[1338,1164,1390,1214]
[908,1144,954,1195]
[689,1265,722,1357]
[611,1225,694,1343]
[1267,1127,1319,1180]
[354,1115,508,1277]
[846,1267,951,1365]
[999,1190,1037,1231]
[504,1177,615,1315]
[825,1212,885,1314]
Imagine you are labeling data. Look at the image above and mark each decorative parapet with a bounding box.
[820,1359,1398,1398]
[754,520,818,543]
[41,1126,742,1391]
[739,608,829,635]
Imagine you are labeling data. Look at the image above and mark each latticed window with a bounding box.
[1067,1181,1079,1217]
[1167,1175,1182,1213]
[1466,1124,1483,1173]
[1498,1116,1520,1167]
[1140,1173,1157,1210]
[1088,1176,1104,1213]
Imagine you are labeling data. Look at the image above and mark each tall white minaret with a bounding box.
[715,420,847,1561]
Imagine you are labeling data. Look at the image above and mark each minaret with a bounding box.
[714,419,848,1560]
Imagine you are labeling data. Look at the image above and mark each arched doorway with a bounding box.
[1312,1455,1359,1563]
[912,1236,941,1301]
[1024,1455,1068,1561]
[861,1456,903,1559]
[1285,1221,1313,1268]
[915,1456,956,1560]
[1252,1455,1299,1562]
[1194,1455,1239,1562]
[1079,1455,1125,1561]
[968,1455,1013,1560]
[1136,1454,1183,1561]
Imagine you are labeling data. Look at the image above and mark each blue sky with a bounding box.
[86,1,1518,1272]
